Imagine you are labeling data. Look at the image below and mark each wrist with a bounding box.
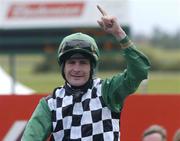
[114,30,126,41]
[119,36,133,49]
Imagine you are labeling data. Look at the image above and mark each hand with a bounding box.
[97,5,126,40]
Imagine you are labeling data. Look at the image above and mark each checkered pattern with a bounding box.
[47,78,120,141]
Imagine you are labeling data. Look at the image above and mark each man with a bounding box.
[142,125,167,141]
[173,129,180,141]
[22,5,150,141]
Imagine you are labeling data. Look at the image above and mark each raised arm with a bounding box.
[97,5,151,112]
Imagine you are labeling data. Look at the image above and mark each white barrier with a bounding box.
[0,66,35,95]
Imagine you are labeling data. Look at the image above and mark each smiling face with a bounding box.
[64,54,91,87]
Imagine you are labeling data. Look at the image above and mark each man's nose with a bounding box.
[73,63,81,71]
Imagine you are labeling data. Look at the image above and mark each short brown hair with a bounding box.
[142,125,167,141]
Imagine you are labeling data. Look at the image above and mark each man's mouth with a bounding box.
[71,75,83,78]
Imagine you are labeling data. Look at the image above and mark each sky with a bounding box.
[129,0,180,36]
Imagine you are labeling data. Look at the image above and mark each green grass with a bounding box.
[147,72,180,94]
[0,53,180,94]
[16,70,180,94]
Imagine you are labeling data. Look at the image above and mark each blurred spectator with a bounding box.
[173,129,180,141]
[142,124,167,141]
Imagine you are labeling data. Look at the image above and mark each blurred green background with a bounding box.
[0,41,180,94]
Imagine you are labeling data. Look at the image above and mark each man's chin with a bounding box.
[71,80,83,86]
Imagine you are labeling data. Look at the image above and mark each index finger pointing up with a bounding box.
[97,5,108,16]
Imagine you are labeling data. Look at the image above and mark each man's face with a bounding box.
[143,133,163,141]
[64,55,91,87]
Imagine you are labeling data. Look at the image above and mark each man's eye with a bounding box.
[67,60,75,64]
[80,61,88,64]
